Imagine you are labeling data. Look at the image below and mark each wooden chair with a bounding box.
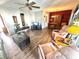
[38,42,57,59]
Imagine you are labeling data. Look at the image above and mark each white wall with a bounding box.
[0,8,48,35]
[34,11,48,28]
[0,8,22,34]
[0,8,31,34]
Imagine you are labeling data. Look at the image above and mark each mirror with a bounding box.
[20,13,25,26]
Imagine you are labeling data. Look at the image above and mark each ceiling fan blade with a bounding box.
[32,6,40,8]
[30,2,36,6]
[28,7,32,10]
[16,3,24,5]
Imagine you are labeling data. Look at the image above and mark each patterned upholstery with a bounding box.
[38,42,57,59]
[12,32,30,49]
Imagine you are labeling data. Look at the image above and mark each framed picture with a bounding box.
[12,16,18,23]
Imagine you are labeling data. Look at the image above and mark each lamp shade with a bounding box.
[67,25,79,34]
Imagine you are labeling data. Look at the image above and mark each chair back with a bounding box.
[38,43,57,59]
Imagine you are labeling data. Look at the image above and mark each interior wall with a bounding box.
[49,10,72,25]
[0,8,32,34]
[0,8,16,34]
[34,11,48,28]
[42,11,49,28]
[0,15,4,31]
[0,8,48,35]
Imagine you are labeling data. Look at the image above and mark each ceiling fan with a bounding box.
[16,0,40,10]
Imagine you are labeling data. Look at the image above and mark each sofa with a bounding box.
[51,25,70,48]
[12,32,30,49]
[46,46,79,59]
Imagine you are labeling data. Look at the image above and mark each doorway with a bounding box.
[48,15,62,29]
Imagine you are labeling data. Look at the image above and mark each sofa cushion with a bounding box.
[46,50,66,59]
[12,32,30,49]
[59,46,79,59]
[46,46,79,59]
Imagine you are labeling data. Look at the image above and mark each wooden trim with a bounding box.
[0,14,8,34]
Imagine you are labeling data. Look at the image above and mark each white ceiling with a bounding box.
[0,0,79,12]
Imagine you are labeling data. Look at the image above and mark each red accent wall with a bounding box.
[49,10,72,25]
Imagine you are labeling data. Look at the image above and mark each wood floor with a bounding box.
[3,28,52,59]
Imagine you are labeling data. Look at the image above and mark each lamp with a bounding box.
[67,25,79,34]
